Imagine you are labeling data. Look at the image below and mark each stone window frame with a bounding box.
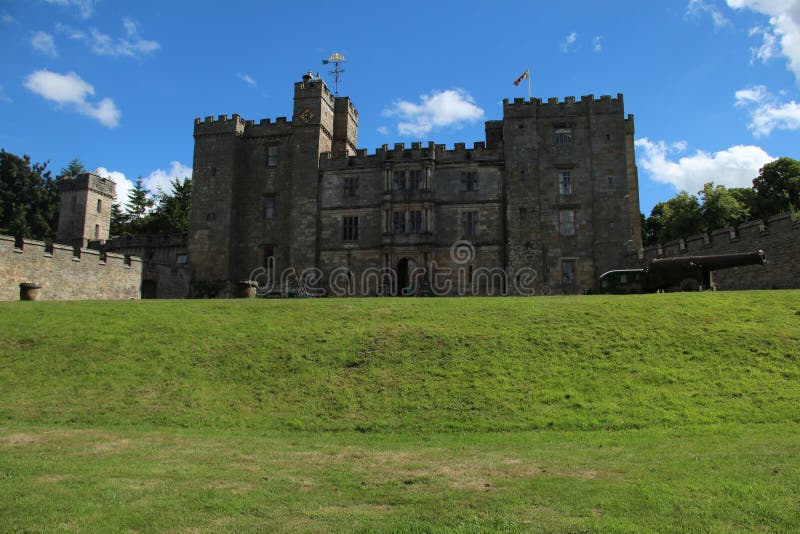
[342,216,359,241]
[343,176,359,197]
[558,170,572,195]
[392,170,406,191]
[460,171,479,192]
[408,169,423,191]
[409,210,423,233]
[554,127,573,145]
[460,210,480,239]
[519,206,529,221]
[392,211,406,234]
[97,198,102,213]
[265,144,279,168]
[559,209,576,236]
[263,196,276,220]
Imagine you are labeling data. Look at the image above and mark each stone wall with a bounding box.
[632,212,800,290]
[0,234,143,300]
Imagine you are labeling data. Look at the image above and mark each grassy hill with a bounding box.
[1,292,799,531]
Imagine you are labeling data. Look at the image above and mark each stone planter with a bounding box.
[236,280,258,298]
[19,283,41,301]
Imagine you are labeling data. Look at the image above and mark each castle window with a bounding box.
[559,209,575,236]
[554,128,573,145]
[408,170,422,190]
[94,224,100,239]
[608,176,613,185]
[461,211,479,239]
[264,196,275,220]
[460,172,478,192]
[519,207,528,221]
[343,177,359,197]
[266,145,279,167]
[97,199,102,212]
[206,212,216,221]
[558,171,572,195]
[176,253,188,265]
[409,210,423,233]
[561,259,576,286]
[392,211,406,234]
[392,171,406,191]
[342,216,358,241]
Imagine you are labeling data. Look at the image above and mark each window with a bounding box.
[342,216,358,241]
[559,209,575,236]
[408,170,422,190]
[206,212,216,221]
[343,176,359,197]
[519,207,528,221]
[608,176,613,185]
[561,259,576,285]
[94,224,100,239]
[409,210,423,233]
[461,211,479,239]
[393,171,405,191]
[554,128,573,145]
[266,145,279,167]
[97,199,102,212]
[264,197,275,220]
[558,171,572,195]
[392,211,405,234]
[176,253,188,265]
[460,171,478,192]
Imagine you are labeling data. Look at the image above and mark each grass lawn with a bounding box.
[1,292,799,531]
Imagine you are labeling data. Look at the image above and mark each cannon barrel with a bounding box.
[647,250,766,273]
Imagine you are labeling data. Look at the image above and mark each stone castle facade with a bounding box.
[188,73,643,296]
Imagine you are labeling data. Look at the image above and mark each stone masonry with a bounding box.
[188,73,643,296]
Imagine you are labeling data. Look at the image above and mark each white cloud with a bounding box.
[1,12,15,25]
[687,0,732,28]
[735,84,800,135]
[593,35,603,53]
[376,126,389,135]
[31,31,58,58]
[95,161,192,210]
[727,0,800,82]
[749,25,780,62]
[561,32,578,52]
[0,85,12,103]
[382,88,485,136]
[57,19,160,58]
[44,0,95,19]
[237,73,256,86]
[636,137,774,192]
[23,69,120,127]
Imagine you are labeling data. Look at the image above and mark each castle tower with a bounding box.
[57,172,115,248]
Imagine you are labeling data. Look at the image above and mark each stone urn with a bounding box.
[236,280,258,298]
[19,283,41,301]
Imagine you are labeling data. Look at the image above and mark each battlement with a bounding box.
[294,75,336,107]
[58,172,116,198]
[0,233,143,300]
[502,93,625,118]
[335,96,359,117]
[319,139,503,169]
[194,114,294,137]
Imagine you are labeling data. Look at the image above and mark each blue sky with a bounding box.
[1,0,799,215]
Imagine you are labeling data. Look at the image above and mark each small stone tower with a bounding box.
[57,172,116,248]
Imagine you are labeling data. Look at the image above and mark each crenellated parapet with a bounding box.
[193,114,295,138]
[319,140,503,170]
[503,93,625,118]
[58,172,116,199]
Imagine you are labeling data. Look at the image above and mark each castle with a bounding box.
[188,72,643,296]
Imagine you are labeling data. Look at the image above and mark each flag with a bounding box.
[513,70,529,86]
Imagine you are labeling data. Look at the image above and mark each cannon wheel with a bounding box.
[679,277,701,292]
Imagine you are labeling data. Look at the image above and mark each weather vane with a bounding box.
[322,52,347,96]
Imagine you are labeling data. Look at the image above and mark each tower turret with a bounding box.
[57,172,115,248]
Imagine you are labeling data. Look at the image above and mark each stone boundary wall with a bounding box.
[630,212,800,290]
[0,234,143,300]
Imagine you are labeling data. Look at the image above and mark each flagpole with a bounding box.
[527,67,531,99]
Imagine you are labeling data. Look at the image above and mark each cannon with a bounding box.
[594,250,766,293]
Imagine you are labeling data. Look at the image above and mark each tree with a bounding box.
[58,157,86,180]
[752,157,800,216]
[150,177,192,234]
[0,149,59,241]
[109,202,129,237]
[643,191,703,245]
[125,177,155,234]
[698,182,749,231]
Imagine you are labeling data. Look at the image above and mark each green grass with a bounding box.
[1,292,799,531]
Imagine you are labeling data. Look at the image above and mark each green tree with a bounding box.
[643,191,703,245]
[109,202,130,237]
[58,157,86,180]
[699,182,750,231]
[752,157,800,216]
[0,149,59,241]
[125,178,155,234]
[150,177,192,234]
